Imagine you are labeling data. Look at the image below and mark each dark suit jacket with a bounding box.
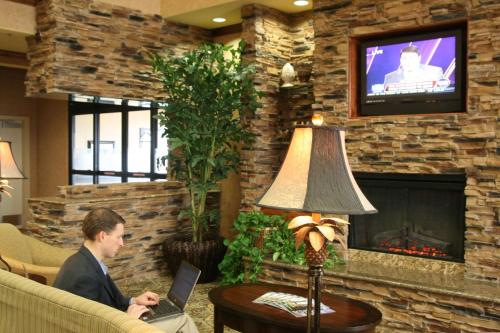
[54,246,130,311]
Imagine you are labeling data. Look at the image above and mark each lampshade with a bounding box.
[256,126,376,215]
[0,140,25,179]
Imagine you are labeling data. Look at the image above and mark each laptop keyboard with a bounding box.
[142,299,180,321]
[154,299,179,315]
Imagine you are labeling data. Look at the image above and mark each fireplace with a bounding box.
[349,173,465,262]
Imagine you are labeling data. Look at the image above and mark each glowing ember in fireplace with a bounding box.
[379,241,449,257]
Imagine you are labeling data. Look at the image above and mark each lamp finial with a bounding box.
[311,113,323,126]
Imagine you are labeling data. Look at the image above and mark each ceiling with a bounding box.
[0,0,312,55]
[0,31,27,53]
[165,0,312,29]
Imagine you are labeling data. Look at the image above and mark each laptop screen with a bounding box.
[167,261,201,310]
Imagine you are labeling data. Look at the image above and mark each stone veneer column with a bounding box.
[26,0,211,99]
[27,181,190,282]
[239,4,315,210]
[312,0,499,282]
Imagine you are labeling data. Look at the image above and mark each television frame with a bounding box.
[354,23,467,117]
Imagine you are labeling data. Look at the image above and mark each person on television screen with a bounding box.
[384,45,443,90]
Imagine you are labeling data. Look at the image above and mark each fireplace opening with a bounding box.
[349,173,465,262]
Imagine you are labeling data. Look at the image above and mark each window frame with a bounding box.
[68,95,166,185]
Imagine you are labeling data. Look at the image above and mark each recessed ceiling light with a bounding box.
[212,17,226,23]
[293,0,309,6]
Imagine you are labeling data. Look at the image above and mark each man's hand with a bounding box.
[133,291,160,306]
[126,304,150,319]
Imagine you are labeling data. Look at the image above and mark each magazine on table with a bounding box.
[253,291,334,317]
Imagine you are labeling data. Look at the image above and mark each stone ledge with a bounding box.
[27,189,188,205]
[57,180,185,198]
[250,258,500,332]
[248,258,500,304]
[27,181,222,206]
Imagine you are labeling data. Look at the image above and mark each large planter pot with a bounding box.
[163,235,227,283]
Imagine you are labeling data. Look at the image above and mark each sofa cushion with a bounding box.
[0,269,163,333]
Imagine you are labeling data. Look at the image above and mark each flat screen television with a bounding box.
[359,26,466,116]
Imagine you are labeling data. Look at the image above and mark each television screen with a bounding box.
[358,25,466,116]
[365,37,456,97]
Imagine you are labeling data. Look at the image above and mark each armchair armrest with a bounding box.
[24,236,75,267]
[2,255,60,286]
[0,254,11,272]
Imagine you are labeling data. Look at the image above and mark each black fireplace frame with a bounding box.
[349,172,466,263]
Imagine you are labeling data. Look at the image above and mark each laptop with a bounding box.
[140,261,201,323]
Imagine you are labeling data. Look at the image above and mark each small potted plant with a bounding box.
[150,41,262,282]
[218,211,344,285]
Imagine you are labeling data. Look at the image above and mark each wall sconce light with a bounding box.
[281,63,296,88]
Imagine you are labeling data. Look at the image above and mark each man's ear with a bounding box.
[96,230,106,242]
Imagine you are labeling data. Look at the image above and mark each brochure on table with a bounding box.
[253,291,335,318]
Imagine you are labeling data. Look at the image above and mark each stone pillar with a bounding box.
[239,4,314,210]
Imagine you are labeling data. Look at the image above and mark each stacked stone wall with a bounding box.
[240,5,315,209]
[233,1,499,329]
[25,0,211,99]
[310,0,499,282]
[27,181,216,282]
[22,0,498,283]
[281,13,316,146]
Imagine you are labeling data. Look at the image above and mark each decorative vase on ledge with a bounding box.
[295,62,312,83]
[281,62,296,88]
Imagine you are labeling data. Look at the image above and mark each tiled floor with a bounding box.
[119,275,238,333]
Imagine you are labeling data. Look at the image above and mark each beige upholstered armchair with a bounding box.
[0,223,75,285]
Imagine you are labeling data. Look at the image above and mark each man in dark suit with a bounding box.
[384,45,443,90]
[54,208,198,333]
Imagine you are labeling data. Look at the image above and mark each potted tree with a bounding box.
[150,41,262,282]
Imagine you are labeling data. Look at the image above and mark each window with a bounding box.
[69,95,167,185]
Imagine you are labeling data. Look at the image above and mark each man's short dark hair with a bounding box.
[401,45,420,56]
[82,208,125,240]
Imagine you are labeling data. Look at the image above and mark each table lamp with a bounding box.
[256,115,376,333]
[0,140,25,202]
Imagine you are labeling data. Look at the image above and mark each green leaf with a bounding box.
[169,138,185,150]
